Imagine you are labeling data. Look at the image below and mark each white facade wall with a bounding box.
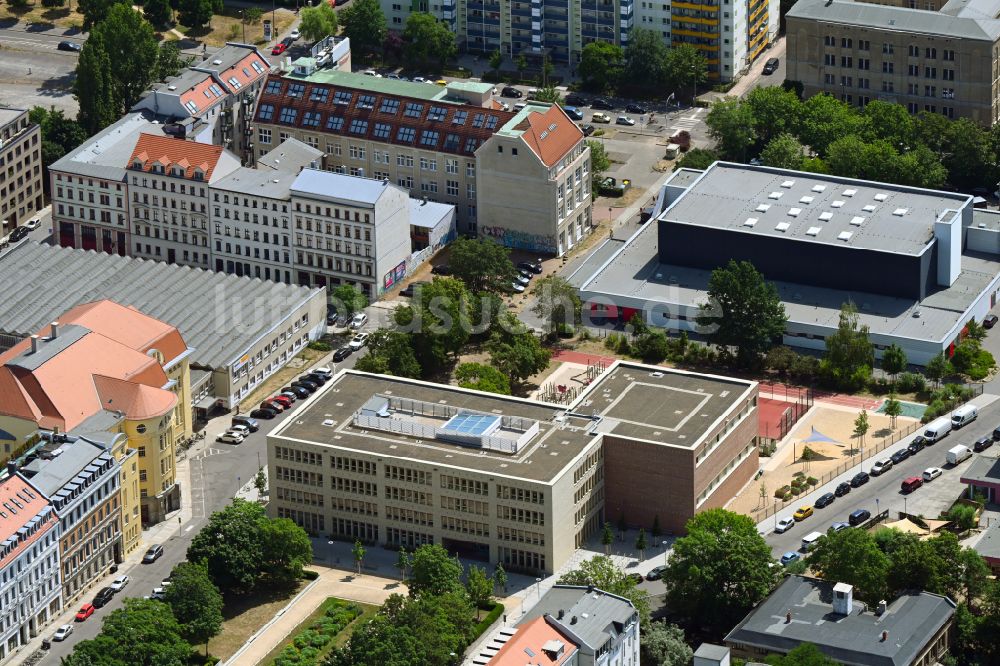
[0,520,61,662]
[209,186,294,282]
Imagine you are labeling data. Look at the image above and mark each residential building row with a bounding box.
[0,108,44,237]
[786,0,1000,123]
[380,0,779,80]
[267,361,758,576]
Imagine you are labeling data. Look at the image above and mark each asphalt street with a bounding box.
[765,395,1000,557]
[0,26,82,113]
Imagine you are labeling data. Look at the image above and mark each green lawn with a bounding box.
[260,597,377,666]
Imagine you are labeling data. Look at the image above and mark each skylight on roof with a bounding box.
[838,231,853,241]
[843,189,857,197]
[893,208,908,216]
[850,216,865,226]
[812,185,826,192]
[806,226,821,236]
[768,192,782,199]
[755,203,770,212]
[819,212,833,221]
[874,193,889,201]
[780,180,795,188]
[831,200,845,208]
[788,207,802,217]
[744,217,758,227]
[862,204,876,212]
[799,196,814,204]
[775,222,790,231]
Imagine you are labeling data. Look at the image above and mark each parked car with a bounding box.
[313,366,333,378]
[850,471,870,487]
[890,449,911,464]
[335,313,350,327]
[762,57,780,74]
[923,466,943,481]
[616,115,636,126]
[92,587,114,608]
[792,505,814,521]
[901,476,923,493]
[510,282,526,293]
[431,264,451,275]
[645,565,668,580]
[217,432,244,444]
[625,103,648,114]
[401,281,429,297]
[870,459,893,476]
[75,604,95,622]
[909,435,928,452]
[302,372,328,385]
[261,399,284,412]
[350,312,368,329]
[232,415,259,431]
[24,218,41,230]
[283,385,309,398]
[985,314,999,329]
[592,112,612,124]
[974,435,994,452]
[250,408,277,419]
[591,98,614,110]
[271,42,288,55]
[775,517,795,533]
[53,624,74,641]
[278,392,298,403]
[291,381,316,394]
[564,106,585,120]
[149,587,166,601]
[142,544,163,563]
[780,551,801,566]
[110,575,129,593]
[994,424,1000,440]
[627,572,644,584]
[289,28,300,40]
[501,86,523,98]
[565,93,586,106]
[581,124,596,136]
[814,492,836,508]
[518,261,543,274]
[515,274,530,286]
[57,41,82,52]
[228,424,252,438]
[333,346,353,362]
[349,332,370,350]
[830,522,850,532]
[834,482,851,497]
[9,226,29,242]
[326,312,338,326]
[848,509,871,526]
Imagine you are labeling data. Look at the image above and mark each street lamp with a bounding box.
[328,540,335,565]
[691,64,697,104]
[535,577,542,599]
[661,540,669,565]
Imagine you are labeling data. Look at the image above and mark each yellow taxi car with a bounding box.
[792,505,814,521]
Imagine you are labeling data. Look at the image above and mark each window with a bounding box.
[858,58,870,70]
[380,98,400,114]
[258,128,272,144]
[464,138,478,153]
[840,56,852,68]
[420,130,440,146]
[926,47,937,58]
[908,45,919,57]
[404,102,424,118]
[302,111,321,127]
[485,116,499,129]
[908,64,919,76]
[472,113,485,128]
[925,67,936,78]
[349,119,369,134]
[824,54,835,66]
[452,110,468,125]
[823,35,834,46]
[278,107,297,124]
[288,83,305,97]
[943,68,955,80]
[841,37,852,48]
[334,91,353,105]
[327,115,345,131]
[397,127,416,142]
[265,80,282,94]
[309,87,329,102]
[357,94,376,109]
[882,80,894,92]
[397,154,414,167]
[258,103,275,121]
[882,43,894,54]
[882,62,894,74]
[943,49,955,61]
[184,100,198,114]
[427,106,448,121]
[859,40,870,50]
[373,122,392,139]
[446,180,458,196]
[251,60,265,73]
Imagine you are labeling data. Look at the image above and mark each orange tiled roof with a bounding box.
[0,475,56,569]
[220,51,270,92]
[93,375,176,421]
[515,105,583,168]
[488,617,578,665]
[59,301,187,365]
[129,133,225,181]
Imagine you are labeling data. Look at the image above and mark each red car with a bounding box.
[271,42,287,55]
[271,395,293,408]
[75,603,95,622]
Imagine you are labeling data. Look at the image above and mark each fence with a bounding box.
[758,384,814,449]
[752,420,922,524]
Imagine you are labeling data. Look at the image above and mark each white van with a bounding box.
[951,405,978,429]
[946,444,973,466]
[923,417,953,443]
[801,531,824,551]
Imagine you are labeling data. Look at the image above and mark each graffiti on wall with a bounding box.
[480,226,557,254]
[383,261,406,290]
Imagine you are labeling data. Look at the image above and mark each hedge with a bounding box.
[301,569,320,580]
[472,602,505,641]
[271,599,362,666]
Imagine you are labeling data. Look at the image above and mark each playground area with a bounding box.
[530,356,610,403]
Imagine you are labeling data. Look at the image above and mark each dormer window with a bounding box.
[193,169,204,181]
[132,159,143,169]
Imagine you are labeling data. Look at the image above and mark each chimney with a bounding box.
[30,335,39,353]
[881,630,889,642]
[570,616,577,625]
[6,461,16,476]
[557,609,564,620]
[50,321,59,339]
[832,583,854,615]
[876,600,887,615]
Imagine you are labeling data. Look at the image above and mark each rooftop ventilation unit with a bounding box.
[806,226,821,236]
[863,204,877,212]
[893,208,908,216]
[768,191,783,199]
[874,193,889,201]
[780,180,795,188]
[838,231,853,241]
[775,222,790,231]
[744,217,758,227]
[850,216,866,226]
[788,207,802,217]
[799,196,814,204]
[831,200,845,208]
[819,212,833,221]
[756,203,771,212]
[843,189,857,197]
[812,185,826,192]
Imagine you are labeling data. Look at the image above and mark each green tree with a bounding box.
[243,6,262,23]
[697,259,787,368]
[706,98,756,161]
[455,362,511,394]
[253,466,267,498]
[635,330,671,363]
[797,93,870,156]
[944,118,993,190]
[492,563,508,594]
[663,43,708,101]
[143,0,173,27]
[531,274,582,339]
[65,598,193,665]
[91,4,160,114]
[819,301,874,391]
[261,517,313,583]
[882,344,907,383]
[760,133,805,170]
[354,328,422,378]
[578,41,623,92]
[558,555,651,626]
[340,0,387,61]
[896,143,948,189]
[641,622,693,666]
[396,547,411,578]
[807,527,890,602]
[447,237,517,294]
[883,394,902,430]
[408,543,464,597]
[330,283,369,315]
[622,27,668,93]
[402,12,456,71]
[489,49,503,80]
[41,0,66,7]
[663,509,777,633]
[862,100,914,150]
[30,107,88,192]
[394,277,470,370]
[852,409,869,452]
[744,85,803,146]
[176,0,219,29]
[532,85,562,104]
[299,2,338,42]
[635,528,648,559]
[74,32,118,135]
[78,0,128,31]
[925,352,951,387]
[187,498,266,595]
[163,561,223,653]
[352,539,366,575]
[466,565,493,614]
[766,643,839,666]
[516,54,527,79]
[886,534,944,594]
[601,521,614,555]
[675,147,720,171]
[155,41,193,81]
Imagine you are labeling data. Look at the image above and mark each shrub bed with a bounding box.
[271,599,362,666]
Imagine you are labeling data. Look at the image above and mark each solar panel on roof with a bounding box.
[443,412,501,435]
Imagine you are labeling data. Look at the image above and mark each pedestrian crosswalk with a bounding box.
[669,108,707,133]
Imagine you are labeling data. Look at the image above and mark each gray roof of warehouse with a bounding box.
[664,163,970,256]
[787,0,1000,40]
[0,242,321,370]
[520,586,637,653]
[725,576,955,666]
